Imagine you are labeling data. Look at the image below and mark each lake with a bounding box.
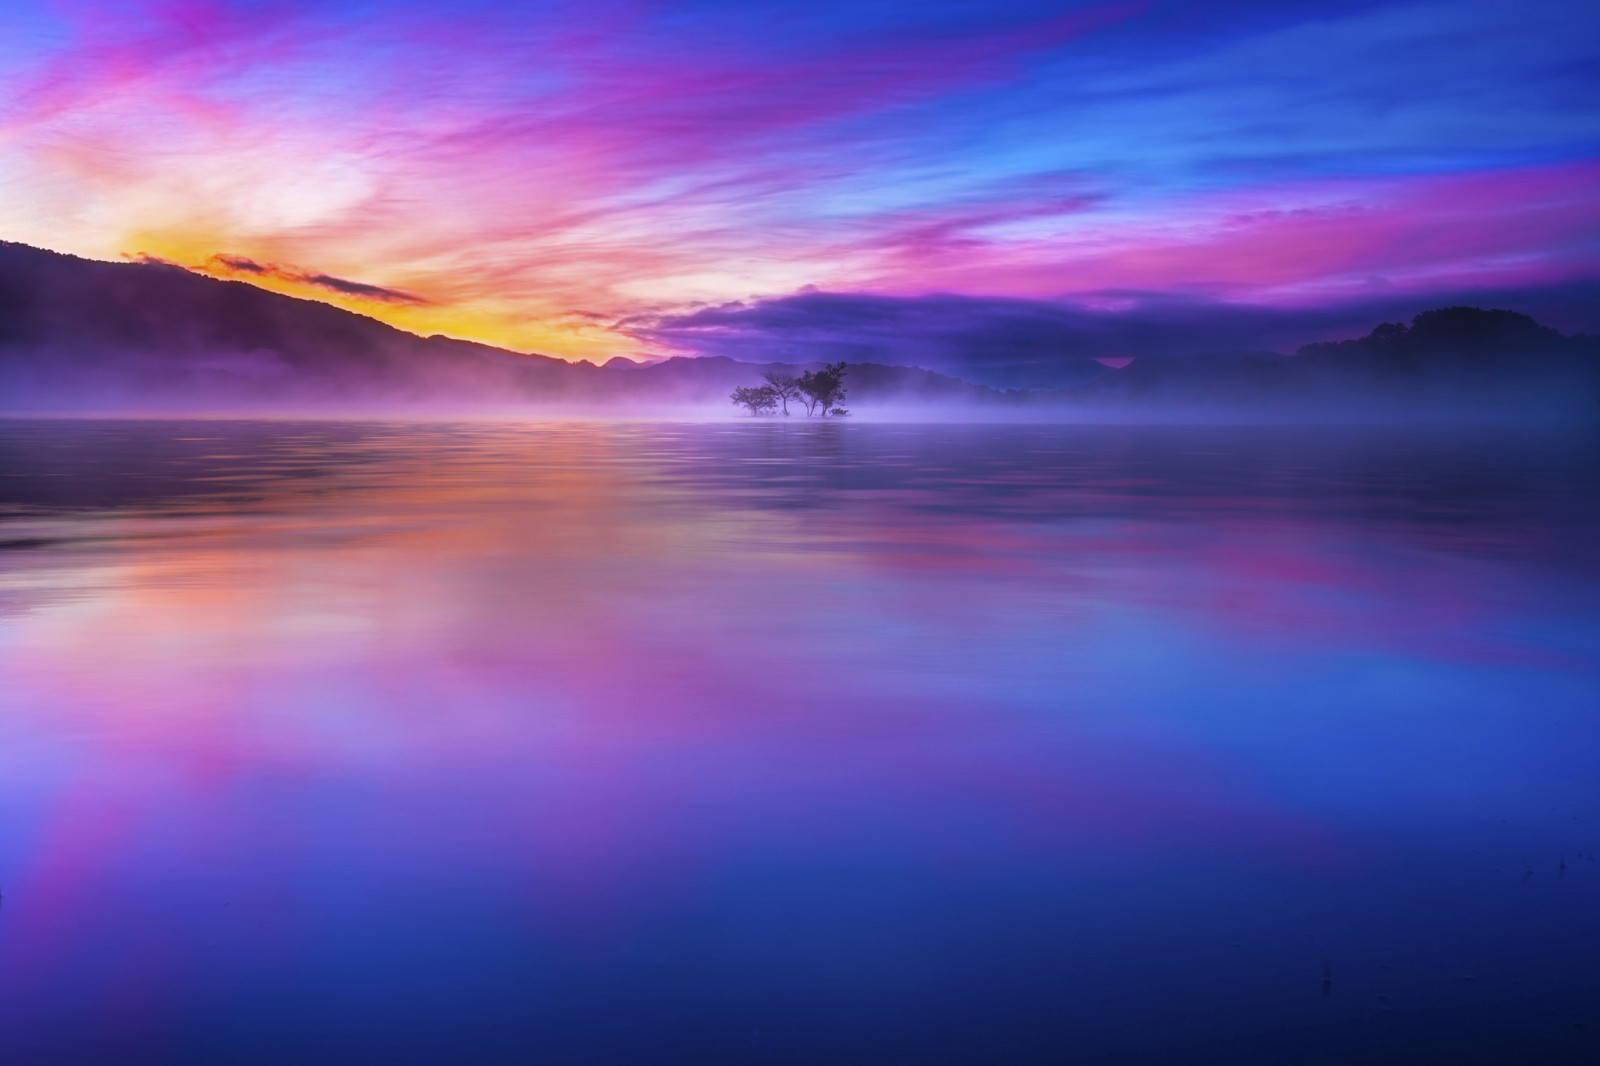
[0,418,1596,1064]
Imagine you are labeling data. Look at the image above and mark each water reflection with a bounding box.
[0,419,1597,1064]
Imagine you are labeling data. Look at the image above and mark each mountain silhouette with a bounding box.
[1,241,1594,416]
[0,242,1001,411]
[1070,307,1597,416]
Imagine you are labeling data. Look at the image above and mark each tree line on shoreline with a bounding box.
[731,362,849,416]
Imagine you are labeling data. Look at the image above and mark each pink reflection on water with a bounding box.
[0,438,1367,922]
[4,421,1595,1059]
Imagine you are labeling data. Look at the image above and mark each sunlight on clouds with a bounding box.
[0,0,1593,356]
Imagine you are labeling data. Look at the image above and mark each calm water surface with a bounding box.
[0,419,1597,1064]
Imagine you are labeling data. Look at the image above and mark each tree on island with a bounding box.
[761,369,801,415]
[797,362,848,416]
[730,384,779,415]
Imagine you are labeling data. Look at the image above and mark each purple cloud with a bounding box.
[630,284,1600,389]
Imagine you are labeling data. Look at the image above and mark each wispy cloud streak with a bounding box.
[0,0,1595,358]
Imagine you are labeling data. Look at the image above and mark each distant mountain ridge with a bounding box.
[0,242,1001,411]
[1028,307,1596,417]
[1,241,1595,417]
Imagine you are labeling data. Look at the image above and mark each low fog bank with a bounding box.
[2,242,1597,424]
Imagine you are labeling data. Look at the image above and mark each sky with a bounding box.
[1,0,1597,365]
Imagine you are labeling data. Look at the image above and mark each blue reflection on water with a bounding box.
[0,420,1596,1064]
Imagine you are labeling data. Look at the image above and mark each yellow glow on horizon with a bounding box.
[117,231,650,364]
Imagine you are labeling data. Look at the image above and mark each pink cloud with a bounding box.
[1,0,1595,355]
[849,161,1600,304]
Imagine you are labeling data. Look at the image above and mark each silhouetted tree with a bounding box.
[1367,322,1409,349]
[797,361,848,415]
[761,369,801,415]
[730,384,779,415]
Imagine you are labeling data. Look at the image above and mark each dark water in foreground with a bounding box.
[0,419,1597,1065]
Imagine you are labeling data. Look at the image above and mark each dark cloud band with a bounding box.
[627,286,1600,390]
[204,255,428,306]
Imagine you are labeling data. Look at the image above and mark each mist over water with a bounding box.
[1,419,1597,1064]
